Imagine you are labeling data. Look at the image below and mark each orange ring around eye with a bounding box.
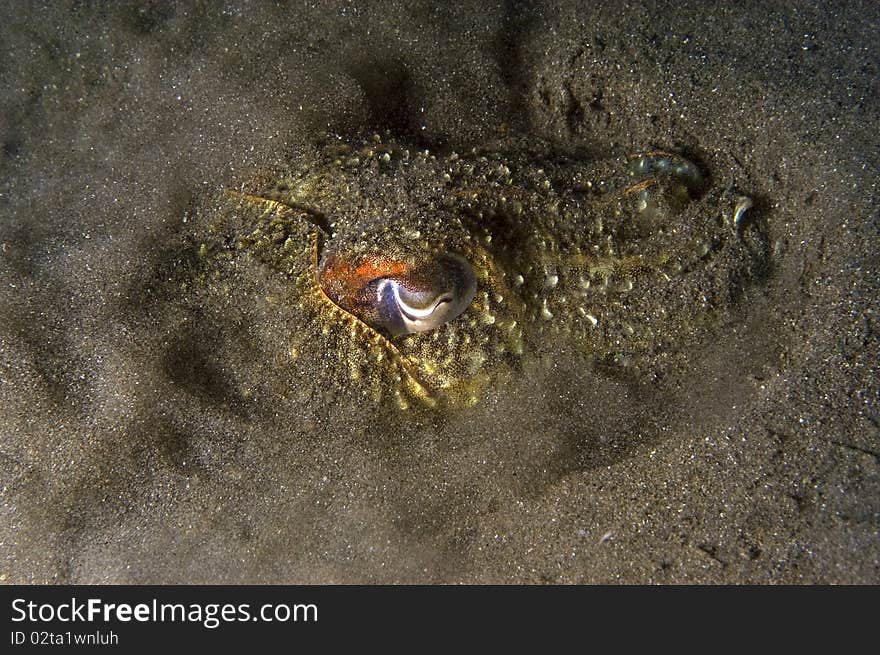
[319,254,409,309]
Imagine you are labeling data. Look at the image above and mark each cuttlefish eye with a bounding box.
[319,252,478,337]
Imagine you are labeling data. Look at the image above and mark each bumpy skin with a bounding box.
[207,135,767,408]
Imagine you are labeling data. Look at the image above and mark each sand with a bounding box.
[0,0,877,583]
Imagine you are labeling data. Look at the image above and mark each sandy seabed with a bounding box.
[0,1,877,583]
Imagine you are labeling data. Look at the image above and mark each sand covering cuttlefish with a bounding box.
[206,135,766,408]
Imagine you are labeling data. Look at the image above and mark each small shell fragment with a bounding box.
[733,196,753,226]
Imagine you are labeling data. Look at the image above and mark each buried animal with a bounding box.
[196,135,766,409]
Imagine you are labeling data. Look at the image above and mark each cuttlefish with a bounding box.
[206,135,764,409]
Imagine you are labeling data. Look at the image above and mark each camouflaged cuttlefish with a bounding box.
[202,134,766,409]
